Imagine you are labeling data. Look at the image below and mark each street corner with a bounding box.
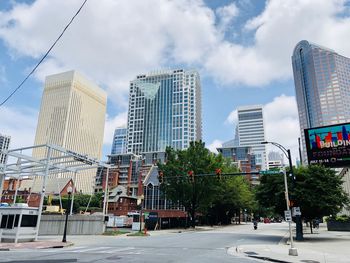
[226,245,247,259]
[0,241,74,250]
[227,244,298,263]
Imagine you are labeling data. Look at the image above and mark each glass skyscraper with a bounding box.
[127,69,202,154]
[292,40,350,161]
[111,128,127,155]
[236,105,266,170]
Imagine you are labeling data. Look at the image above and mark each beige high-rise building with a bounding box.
[33,70,107,193]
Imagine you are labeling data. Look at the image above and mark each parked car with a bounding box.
[264,218,271,223]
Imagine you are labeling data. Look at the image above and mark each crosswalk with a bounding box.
[47,246,139,254]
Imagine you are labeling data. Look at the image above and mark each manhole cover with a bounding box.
[106,256,122,260]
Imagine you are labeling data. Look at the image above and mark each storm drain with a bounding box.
[244,251,259,255]
[106,256,123,261]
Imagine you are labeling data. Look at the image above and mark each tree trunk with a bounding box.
[309,220,313,234]
[190,205,195,228]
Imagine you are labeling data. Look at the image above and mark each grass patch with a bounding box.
[103,230,130,236]
[126,231,150,237]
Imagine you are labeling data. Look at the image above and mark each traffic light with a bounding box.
[215,168,222,180]
[158,170,164,184]
[188,170,194,183]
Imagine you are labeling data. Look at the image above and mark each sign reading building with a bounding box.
[304,122,350,168]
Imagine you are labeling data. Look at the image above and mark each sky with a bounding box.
[0,0,350,164]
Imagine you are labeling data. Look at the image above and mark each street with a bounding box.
[0,223,286,263]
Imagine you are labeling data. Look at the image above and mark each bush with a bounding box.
[326,215,350,223]
[78,206,102,213]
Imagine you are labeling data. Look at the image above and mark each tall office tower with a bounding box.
[127,69,202,154]
[111,127,127,155]
[292,40,350,162]
[33,71,107,193]
[236,105,267,170]
[0,134,11,164]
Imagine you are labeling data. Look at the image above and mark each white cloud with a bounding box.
[0,106,38,149]
[103,111,127,145]
[264,94,301,163]
[216,2,239,32]
[0,0,218,108]
[207,0,350,86]
[1,0,350,91]
[225,109,238,125]
[207,139,222,153]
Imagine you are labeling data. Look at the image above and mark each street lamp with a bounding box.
[62,186,72,243]
[261,141,298,256]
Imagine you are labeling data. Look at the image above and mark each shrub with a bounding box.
[326,215,350,223]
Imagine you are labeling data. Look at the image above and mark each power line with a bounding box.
[0,0,88,108]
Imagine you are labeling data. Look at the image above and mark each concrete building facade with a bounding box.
[236,105,267,170]
[33,70,107,193]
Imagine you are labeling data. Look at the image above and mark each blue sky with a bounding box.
[0,0,350,163]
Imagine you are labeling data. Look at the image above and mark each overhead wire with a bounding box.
[0,0,88,108]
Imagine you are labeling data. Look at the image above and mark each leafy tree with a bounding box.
[158,141,255,227]
[256,165,349,233]
[255,171,286,216]
[293,165,349,232]
[50,193,103,213]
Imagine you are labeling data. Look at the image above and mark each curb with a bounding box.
[229,246,293,263]
[278,230,290,245]
[43,242,74,249]
[0,242,74,251]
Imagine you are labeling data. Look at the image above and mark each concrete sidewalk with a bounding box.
[0,240,73,250]
[229,223,350,263]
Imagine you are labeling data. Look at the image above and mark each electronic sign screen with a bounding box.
[304,122,350,167]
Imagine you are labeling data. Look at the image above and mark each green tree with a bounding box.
[157,141,255,227]
[294,165,349,232]
[50,193,103,213]
[256,165,349,233]
[255,171,286,216]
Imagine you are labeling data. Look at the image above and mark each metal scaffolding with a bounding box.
[0,144,110,241]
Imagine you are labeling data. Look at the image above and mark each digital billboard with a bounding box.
[304,122,350,167]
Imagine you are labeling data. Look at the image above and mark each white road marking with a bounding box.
[69,246,111,252]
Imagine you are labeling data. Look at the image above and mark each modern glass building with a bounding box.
[292,40,350,162]
[111,128,127,155]
[0,134,10,164]
[236,105,266,170]
[127,69,202,154]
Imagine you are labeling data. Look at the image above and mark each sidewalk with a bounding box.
[229,223,350,263]
[0,240,73,250]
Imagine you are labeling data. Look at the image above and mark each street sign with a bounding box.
[143,212,150,219]
[292,207,301,216]
[284,210,292,222]
[259,170,282,175]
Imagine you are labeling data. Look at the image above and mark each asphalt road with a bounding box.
[0,223,287,263]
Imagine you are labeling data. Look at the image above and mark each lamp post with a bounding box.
[261,141,298,256]
[62,186,72,243]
